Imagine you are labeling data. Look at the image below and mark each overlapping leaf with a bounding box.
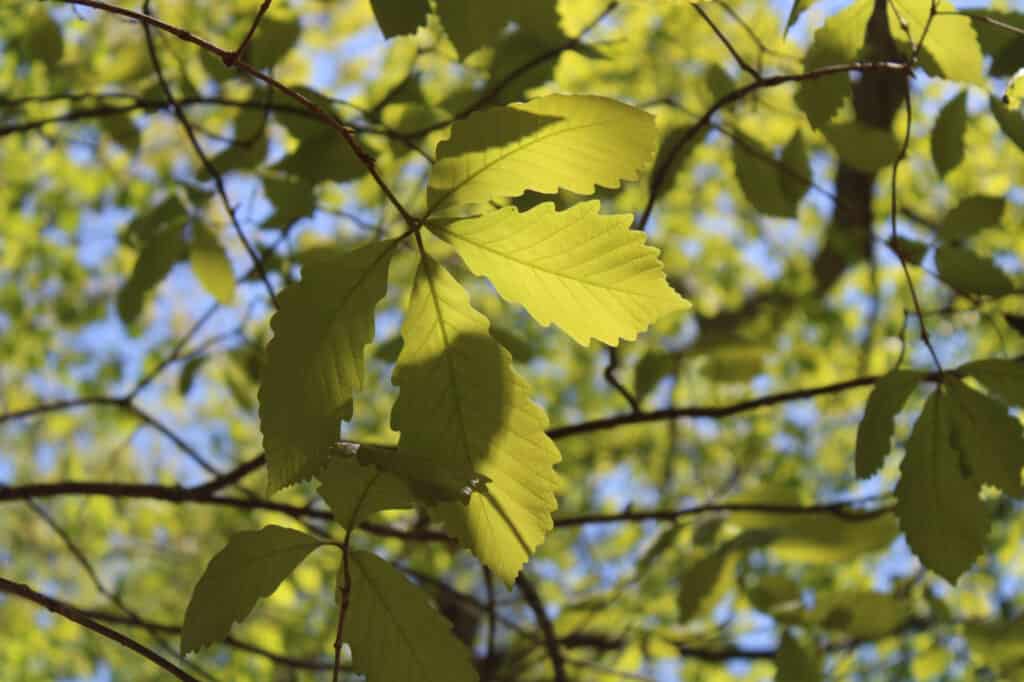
[391,256,561,583]
[428,94,656,213]
[346,551,478,682]
[855,370,923,478]
[432,201,688,346]
[318,453,416,529]
[259,240,395,492]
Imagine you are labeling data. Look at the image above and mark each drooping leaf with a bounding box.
[22,9,63,68]
[391,256,561,583]
[370,0,430,38]
[795,0,873,128]
[938,195,1005,241]
[934,245,1014,296]
[259,240,395,492]
[931,91,967,177]
[345,551,478,682]
[188,226,235,305]
[273,131,365,184]
[245,16,300,70]
[810,591,910,639]
[318,454,416,529]
[181,526,325,654]
[635,350,677,403]
[959,359,1024,406]
[947,378,1024,497]
[895,389,989,582]
[854,370,924,479]
[432,201,688,346]
[428,95,656,213]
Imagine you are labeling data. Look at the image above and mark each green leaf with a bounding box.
[318,454,415,529]
[991,95,1024,151]
[245,16,300,70]
[775,630,821,682]
[947,378,1024,497]
[428,95,656,213]
[100,114,141,153]
[370,0,430,38]
[117,224,187,325]
[1006,67,1024,109]
[432,201,688,346]
[895,389,989,583]
[435,0,509,59]
[649,125,709,203]
[939,195,1005,241]
[181,525,325,654]
[959,359,1024,407]
[855,370,923,479]
[822,122,901,173]
[635,350,676,403]
[259,240,395,492]
[966,616,1024,673]
[795,0,873,128]
[887,0,985,86]
[886,236,928,265]
[935,245,1014,297]
[261,175,316,231]
[810,591,909,639]
[346,551,478,682]
[273,131,365,184]
[678,532,771,623]
[780,131,811,204]
[391,256,561,583]
[785,0,822,35]
[189,226,235,305]
[22,9,63,68]
[931,91,967,177]
[732,133,799,218]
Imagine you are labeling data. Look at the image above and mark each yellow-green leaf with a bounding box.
[189,226,235,305]
[391,256,561,583]
[428,95,656,213]
[947,378,1024,497]
[259,240,396,492]
[888,0,985,86]
[432,201,688,346]
[855,370,923,479]
[318,454,416,529]
[346,551,478,682]
[931,91,967,177]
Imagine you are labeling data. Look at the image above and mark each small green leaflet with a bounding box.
[934,245,1013,296]
[432,201,688,346]
[188,226,235,305]
[779,131,812,204]
[345,551,478,682]
[181,525,325,654]
[991,95,1024,150]
[370,0,430,38]
[649,125,709,203]
[888,0,985,86]
[854,370,923,479]
[930,91,967,178]
[117,223,187,325]
[959,359,1024,407]
[259,240,395,492]
[795,0,873,128]
[896,389,988,583]
[938,195,1005,241]
[318,454,415,529]
[427,94,656,213]
[391,256,561,583]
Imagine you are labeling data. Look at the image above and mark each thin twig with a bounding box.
[141,1,279,308]
[224,0,273,66]
[0,577,199,682]
[516,574,567,682]
[694,3,760,80]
